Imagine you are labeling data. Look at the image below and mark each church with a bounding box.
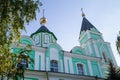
[13,11,117,80]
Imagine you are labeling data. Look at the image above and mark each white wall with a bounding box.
[64,56,74,74]
[34,51,45,70]
[50,48,59,61]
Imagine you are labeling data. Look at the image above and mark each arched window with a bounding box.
[77,64,84,75]
[17,59,28,69]
[34,34,40,44]
[50,60,58,72]
[44,34,49,43]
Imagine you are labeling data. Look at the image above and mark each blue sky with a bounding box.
[22,0,120,66]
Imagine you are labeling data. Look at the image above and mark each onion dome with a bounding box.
[40,16,47,24]
[31,9,57,40]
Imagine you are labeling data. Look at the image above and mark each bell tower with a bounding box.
[78,9,116,66]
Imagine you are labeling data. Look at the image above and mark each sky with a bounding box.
[22,0,120,66]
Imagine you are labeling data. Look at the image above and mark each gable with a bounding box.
[71,46,84,55]
[20,36,34,45]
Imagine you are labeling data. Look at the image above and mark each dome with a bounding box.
[40,17,47,24]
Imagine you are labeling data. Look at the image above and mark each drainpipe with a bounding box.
[95,75,98,80]
[62,50,65,73]
[45,47,47,71]
[46,72,49,80]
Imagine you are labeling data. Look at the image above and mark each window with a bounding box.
[34,35,40,44]
[44,34,49,43]
[50,60,58,72]
[103,53,108,62]
[17,59,28,69]
[77,64,84,75]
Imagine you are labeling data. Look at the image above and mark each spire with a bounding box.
[80,17,100,34]
[81,8,85,17]
[40,9,47,25]
[80,9,100,33]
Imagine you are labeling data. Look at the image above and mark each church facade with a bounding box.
[13,12,117,80]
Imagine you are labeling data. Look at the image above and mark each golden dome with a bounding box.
[40,17,47,24]
[82,12,85,17]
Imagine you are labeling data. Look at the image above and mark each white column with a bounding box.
[34,52,39,70]
[64,57,68,73]
[98,62,103,77]
[64,57,74,73]
[87,60,93,75]
[41,53,45,70]
[34,51,45,70]
[88,41,92,55]
[93,41,100,57]
[69,58,74,74]
[46,57,50,71]
[60,60,64,72]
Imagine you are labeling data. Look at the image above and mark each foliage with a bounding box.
[105,60,120,80]
[116,31,120,55]
[0,0,42,80]
[13,45,33,80]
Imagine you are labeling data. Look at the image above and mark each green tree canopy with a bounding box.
[105,60,120,80]
[116,31,120,54]
[0,0,42,79]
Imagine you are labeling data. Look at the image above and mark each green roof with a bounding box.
[80,17,100,34]
[31,26,57,40]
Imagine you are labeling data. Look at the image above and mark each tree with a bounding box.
[12,45,33,80]
[0,0,42,80]
[116,31,120,55]
[105,60,120,80]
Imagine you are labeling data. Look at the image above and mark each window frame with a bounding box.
[76,63,85,75]
[17,58,28,69]
[50,60,58,72]
[102,52,108,62]
[44,34,50,44]
[34,34,40,45]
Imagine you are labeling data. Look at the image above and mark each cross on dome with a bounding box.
[81,8,85,17]
[40,9,47,25]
